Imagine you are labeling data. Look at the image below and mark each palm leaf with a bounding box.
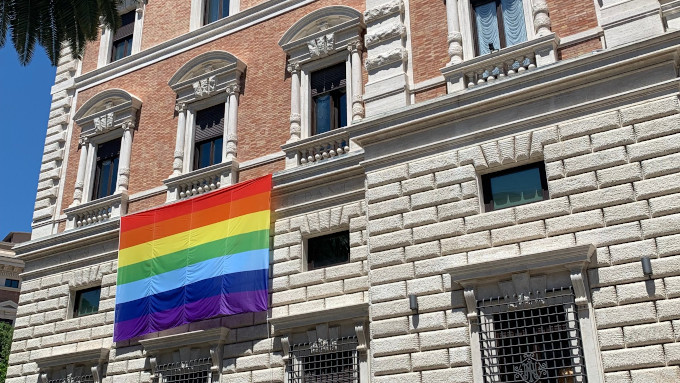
[11,0,43,65]
[0,0,13,48]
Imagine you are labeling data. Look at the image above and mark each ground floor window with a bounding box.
[288,336,360,383]
[156,358,212,383]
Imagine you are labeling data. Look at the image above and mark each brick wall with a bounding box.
[408,0,449,85]
[546,0,598,38]
[559,37,602,60]
[141,0,192,50]
[0,290,20,305]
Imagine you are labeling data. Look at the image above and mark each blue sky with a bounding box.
[0,44,56,238]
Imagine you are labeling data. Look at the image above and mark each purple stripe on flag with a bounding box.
[113,289,267,342]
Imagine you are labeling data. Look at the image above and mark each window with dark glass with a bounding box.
[193,104,224,170]
[481,162,548,211]
[91,138,121,200]
[311,63,347,136]
[307,231,350,270]
[111,10,136,62]
[287,336,359,383]
[204,0,231,25]
[472,0,527,56]
[73,286,101,318]
[3,279,19,288]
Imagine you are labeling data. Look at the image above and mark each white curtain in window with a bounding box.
[501,0,527,47]
[475,2,501,55]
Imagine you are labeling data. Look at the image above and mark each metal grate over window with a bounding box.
[48,375,94,383]
[288,336,360,383]
[156,358,212,383]
[477,287,587,383]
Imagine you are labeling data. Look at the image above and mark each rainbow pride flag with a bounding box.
[113,175,271,342]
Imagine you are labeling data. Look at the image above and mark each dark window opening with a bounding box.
[204,0,231,25]
[111,10,136,62]
[311,63,347,135]
[193,104,225,170]
[288,336,359,383]
[307,231,350,270]
[0,319,12,326]
[4,279,19,288]
[472,0,527,56]
[73,286,101,318]
[157,358,212,383]
[481,162,548,211]
[91,138,121,200]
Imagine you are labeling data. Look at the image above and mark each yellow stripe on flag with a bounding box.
[118,210,270,267]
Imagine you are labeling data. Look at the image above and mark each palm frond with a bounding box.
[11,0,42,65]
[0,0,13,48]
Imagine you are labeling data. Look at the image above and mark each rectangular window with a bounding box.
[73,286,101,318]
[156,358,211,383]
[111,10,136,62]
[91,138,121,200]
[204,0,231,25]
[307,231,350,270]
[311,63,347,136]
[472,0,527,56]
[288,336,359,383]
[477,287,587,382]
[48,374,94,383]
[4,279,19,288]
[481,162,548,211]
[193,104,225,170]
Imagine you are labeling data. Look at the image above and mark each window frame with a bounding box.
[310,62,348,136]
[82,129,126,204]
[90,138,122,201]
[203,0,231,25]
[97,2,145,68]
[305,230,351,271]
[480,161,548,212]
[72,286,102,318]
[182,95,229,174]
[190,0,240,30]
[470,0,508,56]
[3,279,19,288]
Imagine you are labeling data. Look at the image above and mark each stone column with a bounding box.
[132,0,146,54]
[287,62,301,142]
[172,103,187,176]
[71,137,90,206]
[445,0,464,64]
[117,120,135,192]
[532,0,552,37]
[224,85,240,161]
[349,41,365,122]
[97,17,112,68]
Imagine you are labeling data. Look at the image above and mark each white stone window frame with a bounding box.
[165,51,246,201]
[451,244,604,383]
[35,348,109,383]
[71,89,142,206]
[444,0,551,64]
[189,0,241,31]
[97,0,147,68]
[279,6,366,143]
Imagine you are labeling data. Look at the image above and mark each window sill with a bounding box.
[163,160,239,202]
[64,192,128,230]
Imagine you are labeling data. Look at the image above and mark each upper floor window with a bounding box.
[204,0,231,24]
[307,231,350,270]
[111,10,136,62]
[481,162,547,211]
[193,104,225,170]
[311,63,347,135]
[73,286,101,318]
[472,0,527,55]
[3,279,19,288]
[92,138,121,200]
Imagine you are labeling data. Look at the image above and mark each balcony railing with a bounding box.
[64,192,128,229]
[441,34,559,93]
[163,160,239,202]
[282,129,351,169]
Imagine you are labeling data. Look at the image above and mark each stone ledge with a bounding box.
[139,326,230,352]
[34,347,108,368]
[270,302,368,335]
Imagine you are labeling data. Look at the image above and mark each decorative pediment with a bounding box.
[279,6,364,65]
[74,89,142,139]
[168,51,246,104]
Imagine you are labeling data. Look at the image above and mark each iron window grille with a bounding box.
[477,286,587,383]
[48,375,94,383]
[156,358,212,383]
[287,336,360,383]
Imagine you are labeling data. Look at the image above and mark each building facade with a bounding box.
[0,233,27,325]
[8,0,680,382]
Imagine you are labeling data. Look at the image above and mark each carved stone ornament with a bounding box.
[281,336,291,361]
[570,269,588,308]
[93,112,114,133]
[287,62,300,74]
[308,33,335,58]
[513,352,548,383]
[463,287,478,322]
[39,373,48,383]
[354,322,367,351]
[225,84,241,95]
[192,75,217,97]
[78,137,89,147]
[175,102,187,113]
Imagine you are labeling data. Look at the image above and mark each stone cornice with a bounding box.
[139,327,230,353]
[269,302,368,335]
[34,348,109,369]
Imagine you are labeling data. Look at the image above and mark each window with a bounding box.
[111,10,136,62]
[481,162,547,211]
[4,279,19,288]
[472,0,527,55]
[193,104,224,170]
[0,319,12,325]
[477,287,587,382]
[204,0,231,25]
[73,287,101,318]
[47,374,94,383]
[288,336,360,383]
[156,358,211,383]
[307,231,350,270]
[91,138,121,200]
[311,63,347,135]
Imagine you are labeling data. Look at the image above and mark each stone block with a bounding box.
[458,146,487,169]
[543,136,591,162]
[407,275,443,296]
[343,275,368,293]
[411,349,449,371]
[368,182,402,203]
[529,126,559,157]
[371,248,406,268]
[419,328,468,350]
[411,185,461,210]
[545,160,564,180]
[403,207,437,229]
[519,234,576,255]
[370,229,413,252]
[598,328,624,350]
[651,255,680,277]
[602,345,665,372]
[634,113,680,141]
[592,286,618,308]
[271,288,306,306]
[656,233,680,256]
[569,184,635,213]
[434,165,476,187]
[405,241,441,262]
[597,163,643,188]
[465,208,515,233]
[370,215,404,235]
[546,209,603,236]
[413,219,464,244]
[591,125,636,151]
[563,146,628,176]
[324,261,363,281]
[371,263,414,285]
[468,244,519,264]
[641,213,680,239]
[490,221,545,246]
[368,165,409,187]
[642,152,680,179]
[370,281,407,303]
[449,346,471,366]
[549,172,598,197]
[649,193,680,218]
[576,222,642,247]
[604,201,650,225]
[371,317,410,338]
[414,253,466,277]
[609,239,657,265]
[630,367,680,383]
[409,153,457,177]
[559,111,620,139]
[589,262,645,287]
[372,354,411,375]
[372,334,419,356]
[307,281,343,300]
[273,231,301,249]
[235,354,270,371]
[402,174,435,195]
[624,321,674,347]
[595,302,657,328]
[369,196,411,219]
[374,373,421,383]
[409,311,446,332]
[628,132,680,162]
[515,197,569,223]
[657,298,680,320]
[441,231,491,254]
[621,96,680,126]
[437,198,480,221]
[271,259,301,277]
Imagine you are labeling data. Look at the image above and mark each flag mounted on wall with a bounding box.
[113,175,271,342]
